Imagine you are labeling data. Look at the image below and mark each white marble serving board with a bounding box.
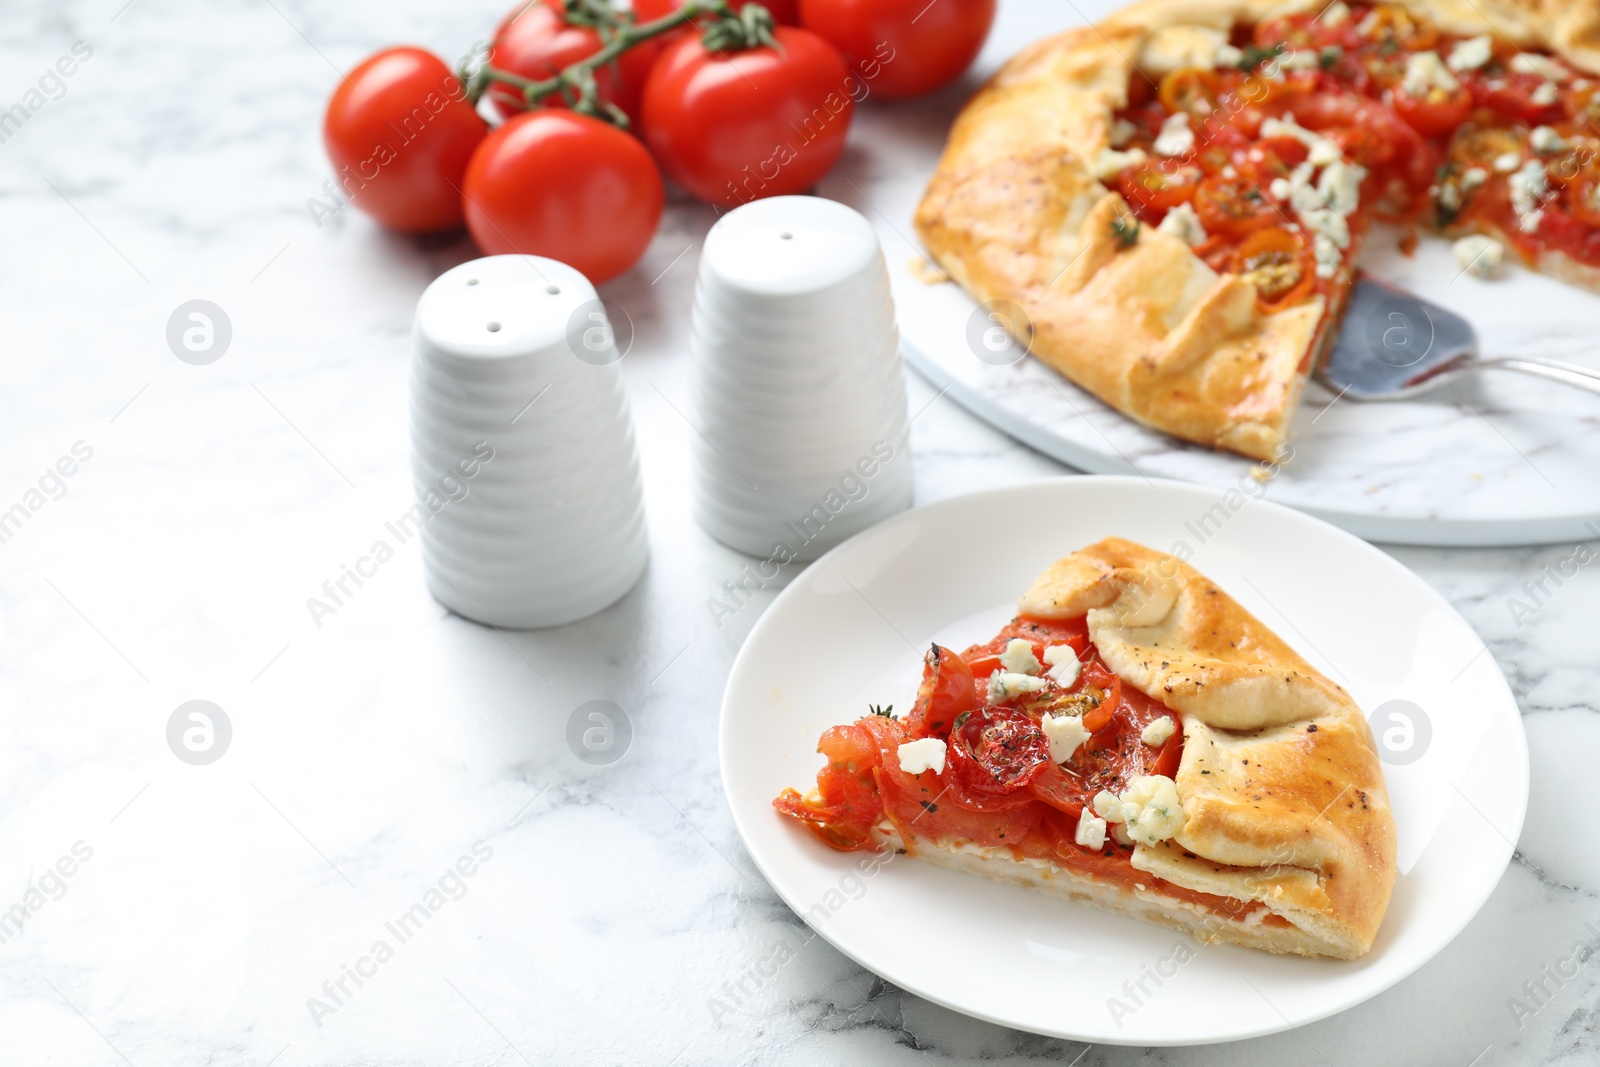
[867,141,1600,548]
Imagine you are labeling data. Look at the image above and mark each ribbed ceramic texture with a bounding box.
[410,255,647,628]
[690,197,912,561]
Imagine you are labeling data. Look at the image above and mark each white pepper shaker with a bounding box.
[411,255,647,628]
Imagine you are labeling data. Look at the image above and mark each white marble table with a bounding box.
[1,0,1596,1063]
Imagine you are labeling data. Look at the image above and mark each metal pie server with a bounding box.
[1315,272,1600,400]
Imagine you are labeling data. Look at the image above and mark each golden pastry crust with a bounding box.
[1018,537,1397,958]
[914,0,1600,460]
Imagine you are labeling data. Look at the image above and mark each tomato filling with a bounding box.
[773,616,1283,925]
[1102,2,1600,326]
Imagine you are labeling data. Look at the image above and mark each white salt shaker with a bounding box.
[411,255,648,628]
[691,196,913,562]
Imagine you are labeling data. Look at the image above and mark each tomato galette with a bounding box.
[773,538,1396,958]
[915,0,1600,459]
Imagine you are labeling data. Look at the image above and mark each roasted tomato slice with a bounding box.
[1117,161,1201,220]
[1564,174,1600,228]
[902,644,979,738]
[1393,83,1474,138]
[817,722,878,771]
[1447,123,1526,171]
[1192,171,1283,239]
[1078,663,1123,734]
[1467,72,1565,126]
[1360,4,1439,51]
[1568,83,1600,126]
[773,725,885,852]
[1232,226,1317,309]
[1027,760,1086,818]
[947,707,1050,796]
[1152,716,1184,779]
[1240,135,1308,178]
[1159,68,1222,119]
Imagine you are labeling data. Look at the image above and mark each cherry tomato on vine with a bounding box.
[486,0,662,122]
[634,0,801,30]
[797,0,995,100]
[323,47,488,233]
[641,27,853,205]
[461,110,664,283]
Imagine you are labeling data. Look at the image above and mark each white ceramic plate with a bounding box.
[720,477,1527,1045]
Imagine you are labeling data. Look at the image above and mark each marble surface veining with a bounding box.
[0,0,1597,1063]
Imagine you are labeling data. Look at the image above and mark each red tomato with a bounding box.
[323,47,488,233]
[1466,71,1564,126]
[1533,204,1600,267]
[486,0,661,122]
[1393,84,1473,138]
[817,722,877,770]
[1152,718,1183,779]
[1231,226,1316,310]
[1079,664,1122,734]
[641,27,854,205]
[461,111,663,283]
[1159,68,1222,119]
[797,0,995,100]
[1192,172,1282,239]
[947,707,1050,796]
[634,0,800,28]
[903,644,979,738]
[1117,162,1200,223]
[1566,175,1600,228]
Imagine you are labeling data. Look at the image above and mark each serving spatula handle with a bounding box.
[1472,357,1600,396]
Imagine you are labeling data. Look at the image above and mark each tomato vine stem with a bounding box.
[460,0,777,127]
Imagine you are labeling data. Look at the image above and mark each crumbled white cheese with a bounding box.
[897,737,947,775]
[1041,645,1082,687]
[1112,822,1135,847]
[1094,775,1185,846]
[999,638,1042,675]
[1511,53,1568,83]
[1152,112,1195,157]
[1075,808,1108,849]
[1531,81,1560,107]
[1461,166,1489,190]
[1214,42,1244,68]
[1140,716,1177,748]
[1093,146,1147,181]
[1221,164,1238,178]
[1509,158,1549,231]
[1156,202,1208,246]
[1110,117,1138,148]
[988,671,1047,703]
[1435,181,1462,213]
[1301,201,1356,277]
[1092,789,1122,822]
[1530,125,1568,154]
[1281,48,1321,71]
[1318,158,1363,214]
[1402,50,1459,97]
[1447,35,1493,72]
[1257,114,1364,280]
[1321,1,1350,26]
[1453,235,1504,279]
[1042,713,1091,764]
[1356,8,1380,35]
[1493,151,1523,174]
